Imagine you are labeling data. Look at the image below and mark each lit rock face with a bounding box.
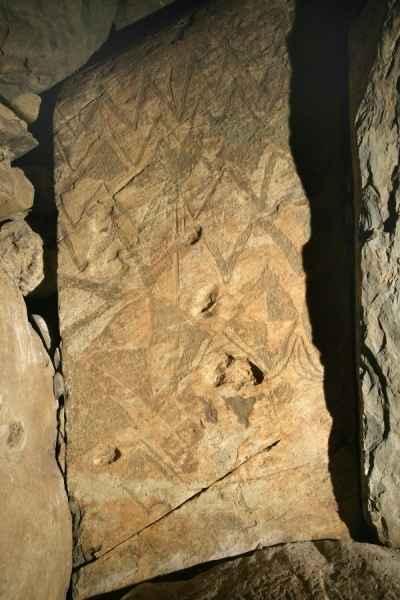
[0,103,37,162]
[0,102,37,222]
[351,0,400,547]
[0,220,43,295]
[0,269,72,599]
[55,0,360,596]
[0,161,35,222]
[123,541,400,600]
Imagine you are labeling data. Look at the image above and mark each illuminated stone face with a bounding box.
[55,0,360,596]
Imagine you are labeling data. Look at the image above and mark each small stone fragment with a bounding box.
[8,93,42,124]
[0,102,38,160]
[31,313,52,350]
[53,372,65,402]
[203,352,261,390]
[54,347,61,371]
[0,220,43,295]
[0,162,35,222]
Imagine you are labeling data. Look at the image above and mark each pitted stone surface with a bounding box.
[55,0,360,596]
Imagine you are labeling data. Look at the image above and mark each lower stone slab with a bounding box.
[122,540,400,600]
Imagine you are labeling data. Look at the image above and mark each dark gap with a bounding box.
[383,165,399,233]
[16,85,61,350]
[288,0,371,541]
[249,361,264,385]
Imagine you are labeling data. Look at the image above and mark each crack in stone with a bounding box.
[78,438,281,568]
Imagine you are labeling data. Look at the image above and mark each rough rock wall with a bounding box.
[0,266,72,599]
[351,0,400,546]
[55,0,361,597]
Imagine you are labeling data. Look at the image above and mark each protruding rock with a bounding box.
[31,313,52,350]
[54,347,61,371]
[0,220,43,295]
[202,352,261,390]
[8,93,42,124]
[0,102,38,160]
[53,372,65,402]
[0,162,35,222]
[0,268,72,599]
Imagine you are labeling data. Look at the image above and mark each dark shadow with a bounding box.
[288,0,371,539]
[16,85,61,355]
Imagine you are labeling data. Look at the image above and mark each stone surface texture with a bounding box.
[351,0,400,547]
[0,0,119,101]
[0,101,38,222]
[55,0,360,597]
[0,220,44,295]
[0,102,37,161]
[0,1,186,104]
[0,160,35,222]
[0,268,72,599]
[124,541,400,600]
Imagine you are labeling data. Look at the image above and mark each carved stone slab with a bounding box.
[55,0,360,596]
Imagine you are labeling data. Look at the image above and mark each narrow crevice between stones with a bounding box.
[288,0,369,542]
[14,82,67,487]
